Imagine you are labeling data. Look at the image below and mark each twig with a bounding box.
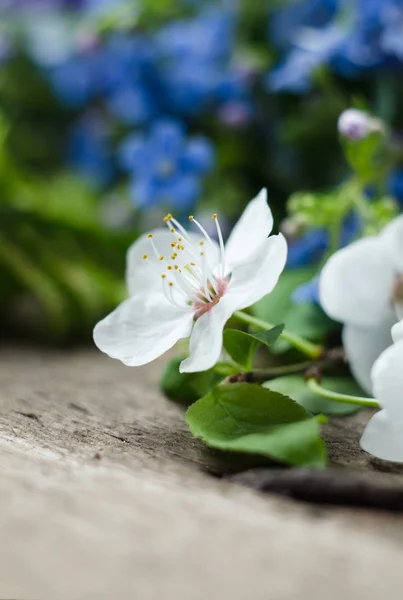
[229,468,403,512]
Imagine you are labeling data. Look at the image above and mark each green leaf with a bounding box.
[223,325,284,369]
[251,324,285,347]
[252,268,336,354]
[186,383,326,467]
[223,329,258,370]
[160,358,222,406]
[264,375,364,416]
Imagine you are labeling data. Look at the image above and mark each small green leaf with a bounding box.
[250,324,285,347]
[186,383,326,467]
[223,325,284,369]
[160,358,222,406]
[264,375,364,416]
[223,329,258,370]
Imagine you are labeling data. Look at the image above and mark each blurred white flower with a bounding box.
[319,215,403,393]
[94,189,287,373]
[360,320,403,462]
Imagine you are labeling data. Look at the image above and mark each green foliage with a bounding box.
[223,330,258,370]
[186,383,326,467]
[251,267,331,351]
[341,128,387,186]
[252,267,317,324]
[160,357,223,406]
[0,115,131,340]
[223,324,284,369]
[90,0,193,31]
[264,375,364,416]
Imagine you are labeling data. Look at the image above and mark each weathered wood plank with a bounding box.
[1,347,403,600]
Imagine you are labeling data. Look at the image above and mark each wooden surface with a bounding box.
[1,346,403,599]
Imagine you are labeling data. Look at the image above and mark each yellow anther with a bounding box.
[174,265,179,270]
[173,252,178,257]
[148,233,153,238]
[212,213,217,219]
[178,237,183,242]
[170,241,177,247]
[189,215,194,221]
[163,213,172,223]
[159,256,164,261]
[167,265,173,271]
[143,254,148,260]
[177,244,185,251]
[199,241,204,246]
[161,274,166,279]
[169,282,174,287]
[190,262,196,266]
[170,228,175,233]
[200,251,204,256]
[171,254,176,260]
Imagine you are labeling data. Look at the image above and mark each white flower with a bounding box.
[94,189,287,373]
[360,320,403,462]
[319,215,403,393]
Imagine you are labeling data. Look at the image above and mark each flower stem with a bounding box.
[214,360,244,375]
[306,378,380,408]
[234,310,323,359]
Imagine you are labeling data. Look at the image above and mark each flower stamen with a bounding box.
[213,213,226,278]
[147,211,231,315]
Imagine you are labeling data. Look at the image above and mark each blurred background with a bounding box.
[1,0,403,343]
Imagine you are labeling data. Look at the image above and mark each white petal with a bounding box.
[381,214,403,272]
[319,236,394,328]
[392,319,403,343]
[371,337,403,412]
[360,410,403,462]
[227,234,288,311]
[179,234,287,374]
[343,318,394,394]
[395,302,403,321]
[224,189,274,272]
[94,293,193,367]
[126,229,220,296]
[179,296,236,373]
[381,216,403,318]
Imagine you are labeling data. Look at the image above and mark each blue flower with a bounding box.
[389,169,403,206]
[156,9,233,64]
[49,57,93,107]
[68,113,114,188]
[269,0,403,93]
[119,119,215,211]
[155,9,251,118]
[292,276,320,304]
[268,24,346,93]
[48,32,162,125]
[269,0,338,50]
[287,228,328,267]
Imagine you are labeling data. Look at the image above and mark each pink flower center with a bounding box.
[193,278,229,319]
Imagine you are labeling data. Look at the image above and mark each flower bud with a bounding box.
[338,108,383,141]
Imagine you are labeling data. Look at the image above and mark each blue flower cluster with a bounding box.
[268,0,403,93]
[120,119,215,211]
[32,4,252,210]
